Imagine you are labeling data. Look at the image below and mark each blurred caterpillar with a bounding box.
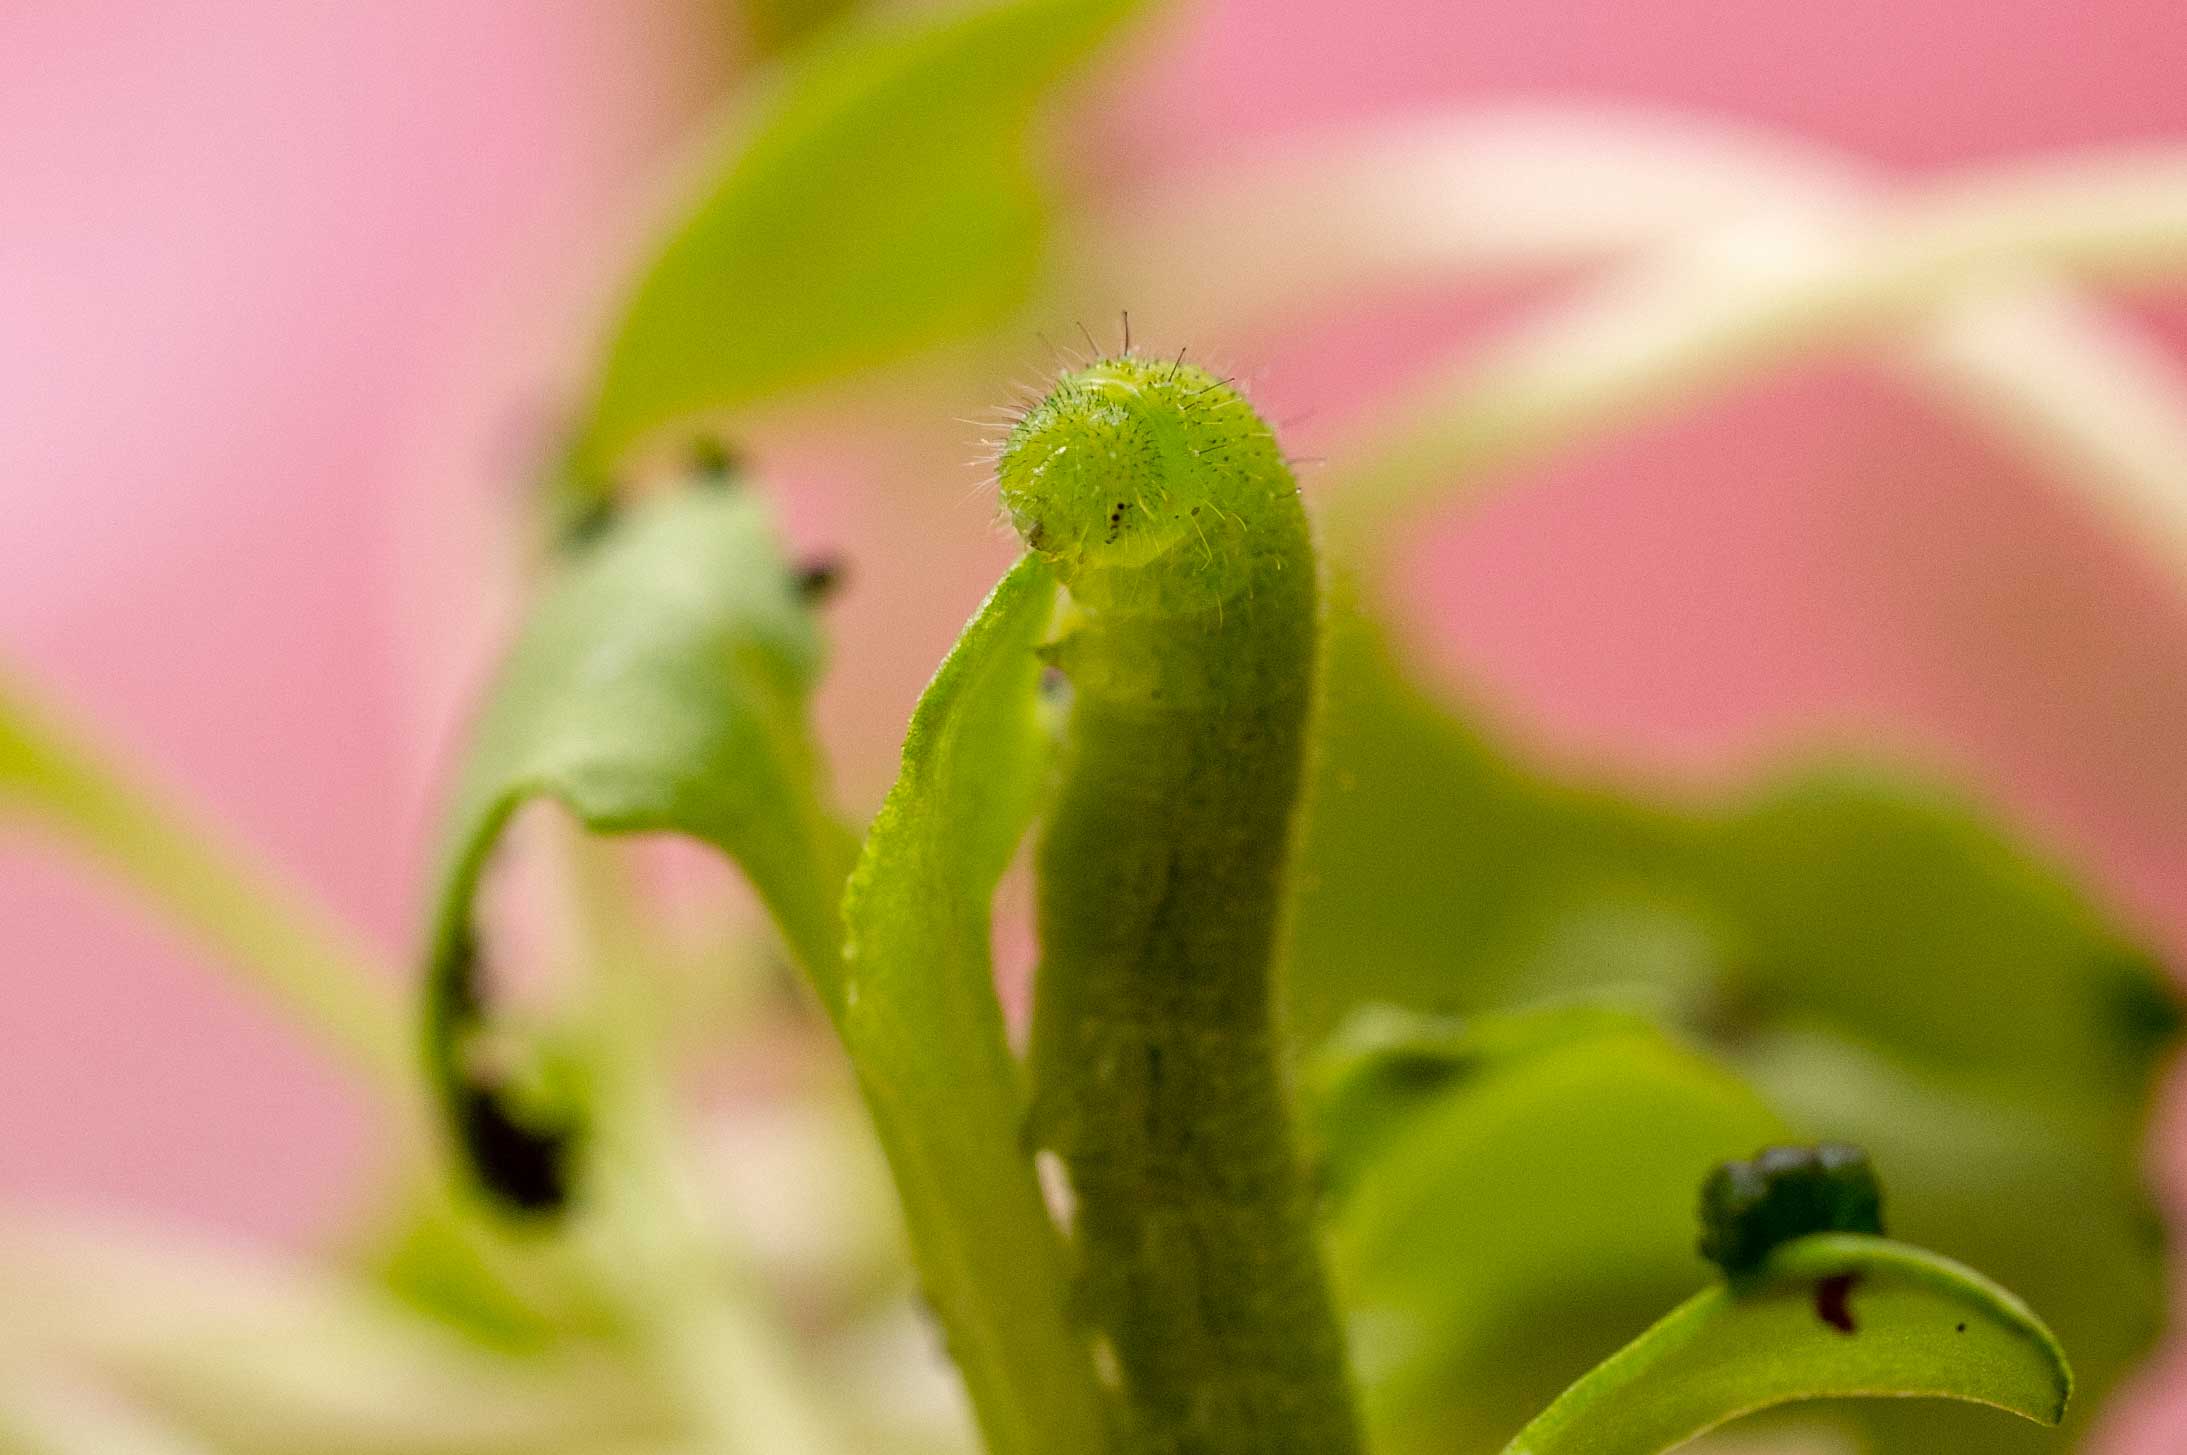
[1001,354,1363,1455]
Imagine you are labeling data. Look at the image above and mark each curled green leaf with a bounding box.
[420,478,852,1212]
[1500,1233,2072,1455]
[840,554,1108,1455]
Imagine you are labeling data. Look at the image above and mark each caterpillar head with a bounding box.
[997,355,1297,615]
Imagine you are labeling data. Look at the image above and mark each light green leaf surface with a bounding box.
[1313,1005,1789,1455]
[1733,1026,2166,1455]
[739,0,866,57]
[570,0,1149,482]
[1501,1234,2072,1455]
[840,553,1107,1455]
[421,479,853,1209]
[1292,600,2176,1102]
[1291,598,2172,1451]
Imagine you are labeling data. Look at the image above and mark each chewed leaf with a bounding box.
[421,479,853,1213]
[567,0,1149,487]
[1500,1233,2072,1455]
[840,554,1108,1455]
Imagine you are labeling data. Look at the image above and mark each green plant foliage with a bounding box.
[1697,775,2179,1108]
[1290,601,2176,1451]
[1291,602,2178,1089]
[568,0,1150,489]
[420,475,853,1212]
[1500,1233,2072,1455]
[739,0,867,57]
[1287,599,1699,1052]
[839,554,1112,1455]
[1735,1027,2167,1455]
[0,671,407,1086]
[1310,1005,1789,1455]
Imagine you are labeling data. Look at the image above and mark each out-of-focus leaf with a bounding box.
[1698,774,2179,1108]
[421,477,853,1214]
[1312,1004,1788,1455]
[0,1212,665,1455]
[1287,603,1701,1050]
[1290,600,2176,1450]
[0,1377,224,1455]
[841,555,1107,1455]
[0,673,407,1087]
[739,0,866,57]
[569,0,1151,485]
[1737,1027,2165,1455]
[1291,603,2176,1098]
[1500,1233,2072,1455]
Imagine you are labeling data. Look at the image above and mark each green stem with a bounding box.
[0,676,410,1098]
[559,834,846,1455]
[1003,356,1364,1455]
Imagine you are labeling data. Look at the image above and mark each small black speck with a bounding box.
[1814,1273,1859,1335]
[1956,1322,1967,1333]
[794,557,845,605]
[689,435,741,482]
[559,496,617,551]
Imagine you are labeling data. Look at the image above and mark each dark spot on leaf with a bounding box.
[1370,1049,1471,1098]
[434,932,578,1217]
[689,435,742,483]
[452,1080,576,1215]
[795,556,846,604]
[558,495,619,552]
[1815,1272,1859,1334]
[1699,1142,1885,1276]
[1956,1321,1968,1333]
[2103,951,2184,1071]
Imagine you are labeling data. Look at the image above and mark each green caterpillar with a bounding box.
[1001,354,1363,1455]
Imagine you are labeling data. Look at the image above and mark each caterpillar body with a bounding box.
[1001,355,1363,1455]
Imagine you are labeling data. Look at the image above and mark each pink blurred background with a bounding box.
[5,0,2187,1438]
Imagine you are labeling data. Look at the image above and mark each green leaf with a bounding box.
[1291,599,2177,1101]
[421,478,853,1212]
[1699,771,2179,1109]
[1288,597,2173,1449]
[1312,1004,1789,1455]
[569,0,1150,483]
[1500,1233,2072,1455]
[1733,1026,2167,1455]
[841,554,1109,1455]
[739,0,866,57]
[1286,600,1700,1051]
